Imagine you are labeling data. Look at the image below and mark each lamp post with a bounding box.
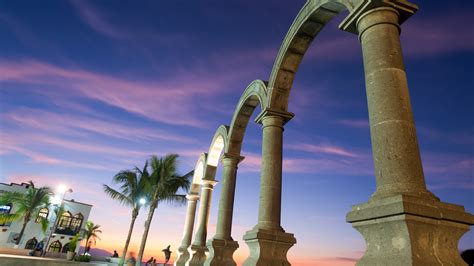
[43,185,72,256]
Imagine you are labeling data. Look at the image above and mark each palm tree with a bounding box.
[136,154,192,265]
[83,221,102,254]
[0,181,51,246]
[103,163,148,265]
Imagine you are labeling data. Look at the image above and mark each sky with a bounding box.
[0,0,473,265]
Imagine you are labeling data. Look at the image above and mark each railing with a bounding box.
[54,227,80,236]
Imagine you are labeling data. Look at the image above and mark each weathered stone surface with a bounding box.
[347,195,474,265]
[339,3,474,265]
[204,238,239,266]
[177,1,474,266]
[186,245,208,266]
[186,179,217,265]
[174,194,199,266]
[243,228,296,266]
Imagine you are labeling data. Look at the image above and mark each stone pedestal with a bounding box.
[186,245,208,266]
[175,245,191,266]
[347,195,474,265]
[243,228,296,266]
[205,238,239,266]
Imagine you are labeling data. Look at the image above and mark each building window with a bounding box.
[70,213,83,232]
[36,208,49,223]
[62,243,70,253]
[0,204,12,226]
[48,241,62,252]
[25,238,38,250]
[58,211,72,229]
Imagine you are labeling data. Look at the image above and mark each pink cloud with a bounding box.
[0,59,242,127]
[1,144,61,165]
[239,151,373,176]
[422,151,473,190]
[6,108,194,143]
[286,143,358,157]
[337,119,369,129]
[402,11,474,57]
[305,35,360,61]
[1,132,119,171]
[1,127,203,172]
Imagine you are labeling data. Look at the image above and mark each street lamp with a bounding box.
[139,198,146,205]
[43,185,72,256]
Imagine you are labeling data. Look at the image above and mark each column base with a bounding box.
[186,245,208,266]
[204,238,239,266]
[174,245,190,266]
[242,228,296,266]
[347,195,474,265]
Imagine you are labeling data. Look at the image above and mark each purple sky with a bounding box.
[1,1,473,265]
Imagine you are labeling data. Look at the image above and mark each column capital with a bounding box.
[220,153,245,164]
[201,178,218,188]
[254,108,294,125]
[186,193,200,201]
[339,0,418,34]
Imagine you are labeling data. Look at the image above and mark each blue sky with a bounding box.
[0,1,473,265]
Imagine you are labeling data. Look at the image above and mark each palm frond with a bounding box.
[159,194,187,207]
[103,185,132,207]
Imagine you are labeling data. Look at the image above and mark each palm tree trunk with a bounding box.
[136,203,156,266]
[120,209,138,266]
[83,236,90,255]
[16,215,30,246]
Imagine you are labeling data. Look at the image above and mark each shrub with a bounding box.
[75,254,91,262]
[69,233,80,252]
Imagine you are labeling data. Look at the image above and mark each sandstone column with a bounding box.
[339,2,474,265]
[205,154,244,266]
[175,193,199,266]
[243,109,296,266]
[186,178,217,266]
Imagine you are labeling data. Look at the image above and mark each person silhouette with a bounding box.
[162,245,172,264]
[146,256,154,265]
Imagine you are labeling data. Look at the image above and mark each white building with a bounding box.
[0,182,93,255]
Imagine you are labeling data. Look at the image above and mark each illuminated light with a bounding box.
[0,205,11,211]
[139,198,146,205]
[51,195,62,205]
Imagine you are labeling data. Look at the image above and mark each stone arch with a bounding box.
[227,79,269,156]
[206,125,229,167]
[190,153,207,194]
[267,0,351,110]
[180,1,474,265]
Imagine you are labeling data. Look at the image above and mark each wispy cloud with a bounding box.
[403,10,474,56]
[287,143,358,157]
[422,151,473,190]
[0,142,113,171]
[239,151,373,176]
[69,0,126,39]
[337,119,369,129]
[0,59,245,127]
[6,108,194,143]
